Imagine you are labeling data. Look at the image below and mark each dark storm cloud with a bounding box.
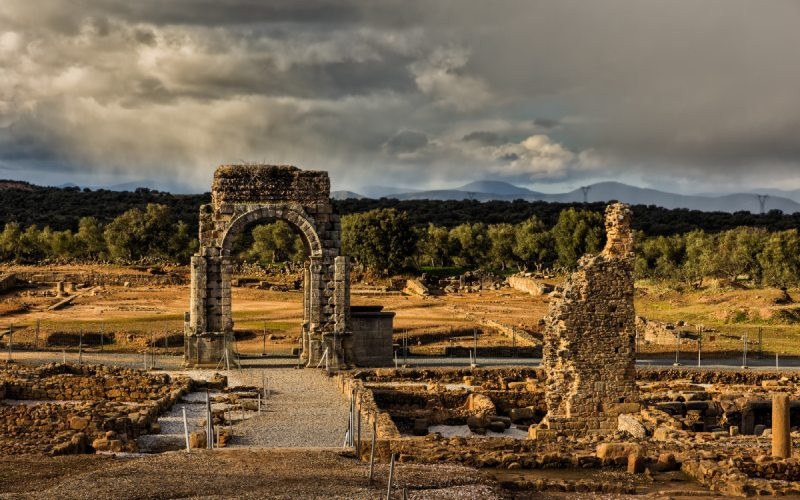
[462,131,506,146]
[533,119,558,130]
[1,0,799,192]
[384,130,429,155]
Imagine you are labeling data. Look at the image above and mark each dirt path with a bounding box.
[0,449,505,499]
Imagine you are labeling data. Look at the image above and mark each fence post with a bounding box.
[742,332,748,369]
[35,319,40,350]
[386,453,396,500]
[356,403,362,459]
[512,326,516,358]
[182,406,190,452]
[206,390,213,450]
[697,334,701,367]
[368,418,377,485]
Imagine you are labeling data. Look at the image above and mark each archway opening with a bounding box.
[223,216,311,359]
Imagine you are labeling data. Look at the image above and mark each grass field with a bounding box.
[4,265,800,358]
[635,280,800,357]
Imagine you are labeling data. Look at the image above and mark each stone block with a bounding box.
[617,414,646,438]
[596,442,641,462]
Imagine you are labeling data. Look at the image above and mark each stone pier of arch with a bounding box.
[184,165,374,369]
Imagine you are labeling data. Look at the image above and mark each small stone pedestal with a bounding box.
[184,333,230,367]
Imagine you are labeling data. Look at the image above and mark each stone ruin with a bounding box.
[185,165,350,368]
[533,202,639,438]
[185,164,394,369]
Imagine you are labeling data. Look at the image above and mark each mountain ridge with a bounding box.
[335,180,800,214]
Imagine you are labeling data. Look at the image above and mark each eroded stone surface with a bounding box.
[185,165,351,368]
[534,203,639,437]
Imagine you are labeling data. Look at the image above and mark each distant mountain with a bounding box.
[748,188,800,204]
[331,190,365,200]
[358,185,421,198]
[0,180,36,191]
[380,180,800,214]
[455,180,536,197]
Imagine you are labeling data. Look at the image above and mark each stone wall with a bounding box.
[0,273,15,293]
[635,316,680,345]
[14,271,186,286]
[507,275,553,296]
[0,363,192,455]
[534,203,639,438]
[1,363,188,403]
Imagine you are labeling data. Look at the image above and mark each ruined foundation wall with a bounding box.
[535,203,639,437]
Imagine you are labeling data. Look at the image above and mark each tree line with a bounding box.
[0,204,194,264]
[343,209,800,288]
[3,199,800,288]
[634,226,800,288]
[341,207,605,274]
[5,180,800,237]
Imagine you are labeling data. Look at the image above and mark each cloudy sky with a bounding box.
[1,1,799,194]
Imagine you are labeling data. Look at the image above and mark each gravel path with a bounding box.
[224,360,353,448]
[160,358,353,448]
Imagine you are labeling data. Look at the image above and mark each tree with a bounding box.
[448,223,490,268]
[758,229,800,288]
[168,220,196,264]
[513,216,555,270]
[49,230,77,260]
[551,208,604,268]
[417,223,450,267]
[682,230,714,287]
[75,217,107,259]
[341,208,416,275]
[634,233,686,280]
[104,208,146,261]
[711,226,767,283]
[247,221,305,264]
[19,225,49,262]
[487,223,516,270]
[0,222,22,261]
[104,204,178,262]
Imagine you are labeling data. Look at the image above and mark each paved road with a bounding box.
[7,349,800,371]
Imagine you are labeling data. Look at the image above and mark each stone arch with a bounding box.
[219,204,323,259]
[184,165,351,368]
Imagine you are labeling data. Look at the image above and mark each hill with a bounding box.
[382,180,800,213]
[2,180,800,237]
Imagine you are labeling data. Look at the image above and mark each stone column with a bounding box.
[189,255,207,333]
[305,256,325,366]
[772,393,791,458]
[300,261,311,363]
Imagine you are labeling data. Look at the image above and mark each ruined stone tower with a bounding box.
[532,202,639,438]
[184,165,350,368]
